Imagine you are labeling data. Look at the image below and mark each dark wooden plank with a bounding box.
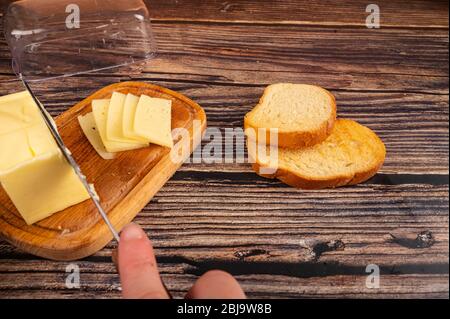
[147,0,449,28]
[145,24,448,90]
[0,24,448,91]
[120,181,449,268]
[1,0,448,28]
[0,181,448,298]
[0,271,448,299]
[1,182,448,265]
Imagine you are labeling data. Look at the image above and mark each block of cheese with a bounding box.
[133,95,174,148]
[1,151,90,225]
[0,91,54,172]
[0,124,63,173]
[106,92,149,146]
[122,93,148,142]
[0,91,90,225]
[27,123,63,155]
[0,129,33,172]
[92,99,147,153]
[78,113,115,160]
[0,91,41,135]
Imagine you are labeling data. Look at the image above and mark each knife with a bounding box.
[20,75,121,243]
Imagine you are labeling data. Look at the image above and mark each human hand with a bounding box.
[118,223,246,299]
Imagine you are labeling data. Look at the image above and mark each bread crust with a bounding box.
[250,119,386,189]
[244,84,337,148]
[252,161,384,189]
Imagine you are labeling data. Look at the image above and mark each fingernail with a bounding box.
[121,223,145,241]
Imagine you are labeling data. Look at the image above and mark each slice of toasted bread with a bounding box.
[244,83,336,148]
[249,119,386,189]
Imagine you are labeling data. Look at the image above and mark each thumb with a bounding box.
[118,223,169,299]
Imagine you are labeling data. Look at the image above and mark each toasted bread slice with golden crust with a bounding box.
[244,83,336,148]
[249,119,386,189]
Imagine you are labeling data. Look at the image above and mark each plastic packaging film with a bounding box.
[4,0,157,81]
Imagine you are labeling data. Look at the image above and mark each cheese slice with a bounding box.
[106,92,148,146]
[122,93,148,142]
[133,95,174,148]
[78,113,115,160]
[0,151,89,225]
[0,91,90,225]
[106,92,126,142]
[92,99,146,153]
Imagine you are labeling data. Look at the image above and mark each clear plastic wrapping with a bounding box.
[4,0,157,81]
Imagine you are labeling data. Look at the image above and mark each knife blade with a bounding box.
[20,75,120,243]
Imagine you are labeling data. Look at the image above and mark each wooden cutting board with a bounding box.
[0,82,206,261]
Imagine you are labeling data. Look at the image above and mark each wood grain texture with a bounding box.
[1,24,449,92]
[0,82,206,260]
[146,0,449,28]
[0,0,448,298]
[146,25,448,91]
[1,1,448,27]
[0,271,447,299]
[0,179,448,298]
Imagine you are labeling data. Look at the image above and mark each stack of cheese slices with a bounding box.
[79,92,173,159]
[244,83,386,189]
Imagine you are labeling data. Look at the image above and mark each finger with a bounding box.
[118,223,169,299]
[186,270,246,299]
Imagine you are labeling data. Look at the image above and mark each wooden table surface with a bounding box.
[0,0,448,299]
